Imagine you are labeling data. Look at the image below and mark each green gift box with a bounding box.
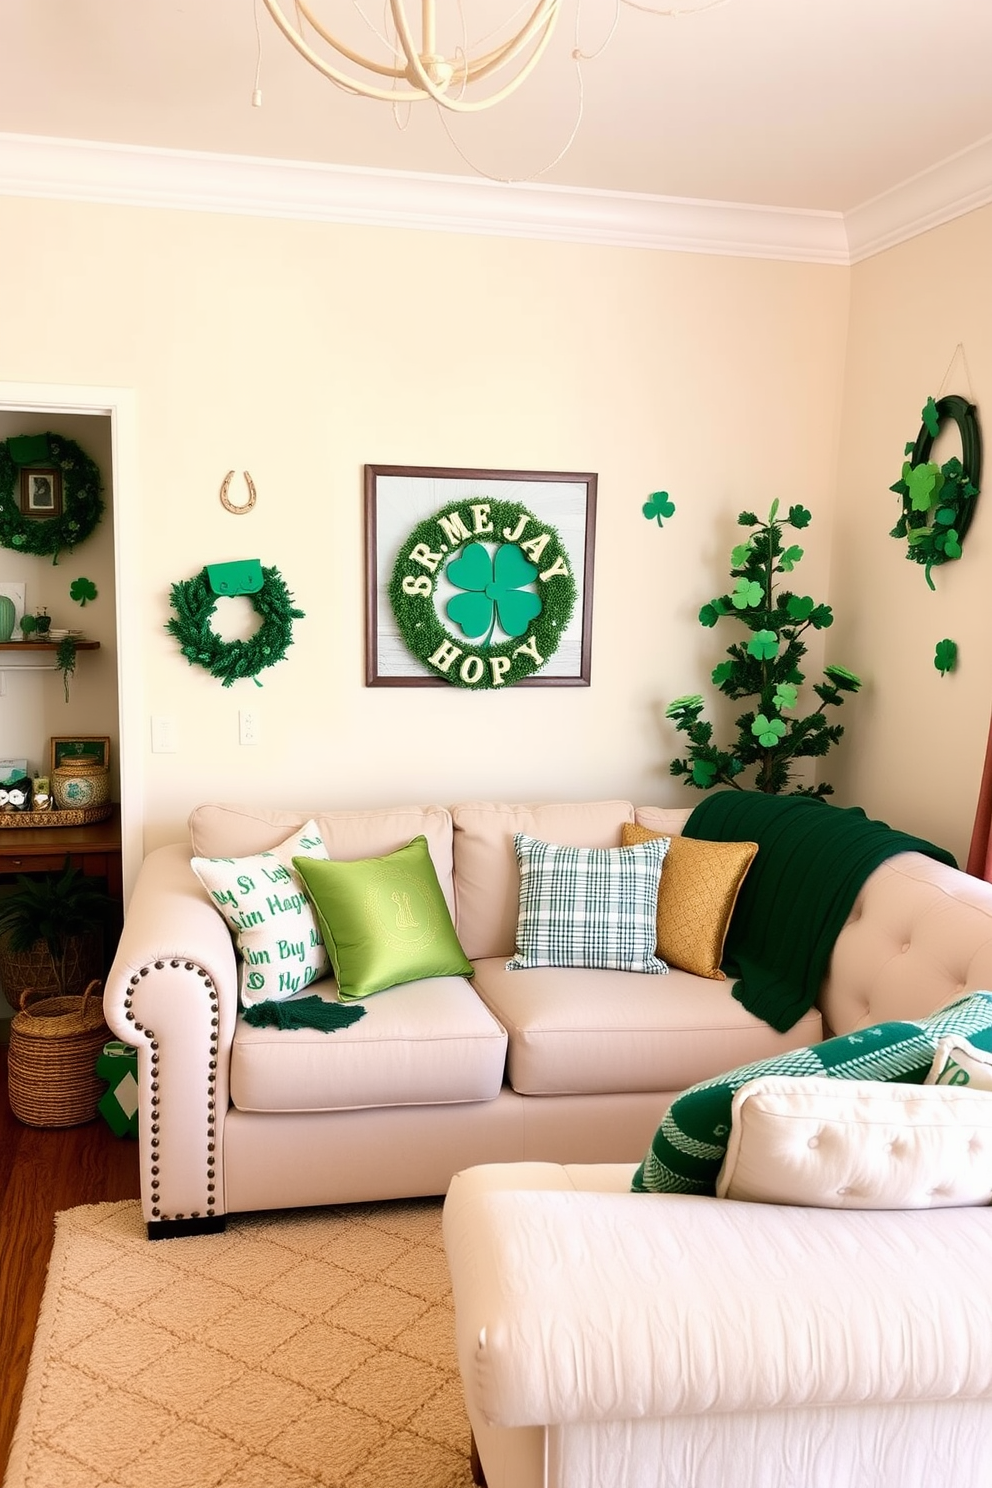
[95,1039,139,1138]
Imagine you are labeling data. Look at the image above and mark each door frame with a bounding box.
[0,380,142,902]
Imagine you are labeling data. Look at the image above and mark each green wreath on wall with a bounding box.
[166,562,304,687]
[388,498,577,689]
[0,433,104,563]
[889,394,982,590]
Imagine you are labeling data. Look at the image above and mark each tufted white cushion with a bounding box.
[716,1075,992,1208]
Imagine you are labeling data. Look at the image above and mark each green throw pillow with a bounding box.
[293,836,472,1001]
[632,990,992,1195]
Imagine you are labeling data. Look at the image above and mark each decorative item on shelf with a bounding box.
[19,613,36,639]
[55,636,77,702]
[69,576,97,606]
[935,638,959,677]
[52,760,110,811]
[219,470,257,514]
[34,607,51,636]
[664,500,862,797]
[0,591,14,642]
[889,394,982,591]
[0,775,32,811]
[31,776,52,811]
[0,433,104,563]
[166,559,304,686]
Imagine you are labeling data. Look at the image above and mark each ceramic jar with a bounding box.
[52,760,110,811]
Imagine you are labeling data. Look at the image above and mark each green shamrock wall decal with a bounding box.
[666,501,862,796]
[445,541,541,644]
[934,638,958,677]
[70,576,98,606]
[642,490,676,527]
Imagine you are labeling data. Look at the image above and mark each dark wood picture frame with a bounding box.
[19,467,63,518]
[365,465,597,687]
[50,735,111,773]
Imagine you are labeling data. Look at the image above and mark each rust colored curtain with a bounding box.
[967,706,992,879]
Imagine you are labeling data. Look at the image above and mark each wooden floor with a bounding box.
[0,1043,140,1476]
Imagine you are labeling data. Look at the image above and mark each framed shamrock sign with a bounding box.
[365,466,597,688]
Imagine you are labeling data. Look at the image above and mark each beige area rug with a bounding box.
[6,1198,475,1488]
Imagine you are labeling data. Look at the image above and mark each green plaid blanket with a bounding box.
[632,991,992,1195]
[683,791,957,1032]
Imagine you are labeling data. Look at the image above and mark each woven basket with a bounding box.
[8,980,110,1128]
[0,932,103,1004]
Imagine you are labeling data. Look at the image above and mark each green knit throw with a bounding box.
[242,996,367,1032]
[683,791,957,1033]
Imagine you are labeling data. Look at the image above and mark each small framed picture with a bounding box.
[19,468,63,518]
[50,735,110,773]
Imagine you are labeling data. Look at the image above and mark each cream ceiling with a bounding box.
[2,0,991,212]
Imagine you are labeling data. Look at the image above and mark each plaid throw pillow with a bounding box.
[506,833,670,974]
[632,990,992,1195]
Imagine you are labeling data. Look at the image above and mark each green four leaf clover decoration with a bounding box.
[445,542,541,644]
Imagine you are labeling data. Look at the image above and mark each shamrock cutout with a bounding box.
[691,759,718,787]
[922,396,940,438]
[778,545,804,572]
[787,505,812,529]
[445,543,540,644]
[698,602,723,628]
[905,461,944,513]
[934,527,962,559]
[642,491,676,526]
[823,664,862,691]
[773,683,798,711]
[747,629,778,661]
[730,542,752,568]
[752,714,786,747]
[665,694,704,719]
[731,579,764,610]
[711,660,735,686]
[934,638,958,677]
[70,577,98,606]
[786,595,815,622]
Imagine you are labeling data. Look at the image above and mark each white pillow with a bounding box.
[925,1035,992,1091]
[716,1074,992,1209]
[191,819,330,1007]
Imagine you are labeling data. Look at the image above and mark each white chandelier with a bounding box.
[260,0,565,112]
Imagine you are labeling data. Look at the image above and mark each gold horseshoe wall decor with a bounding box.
[220,470,257,514]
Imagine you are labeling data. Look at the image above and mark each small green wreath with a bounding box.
[166,565,304,687]
[0,433,104,563]
[388,498,577,689]
[889,394,982,590]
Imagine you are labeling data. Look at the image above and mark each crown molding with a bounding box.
[845,133,992,263]
[0,132,849,263]
[0,130,989,266]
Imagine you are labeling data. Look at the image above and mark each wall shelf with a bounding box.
[0,640,100,673]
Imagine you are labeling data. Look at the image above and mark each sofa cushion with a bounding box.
[926,1035,992,1090]
[471,958,822,1096]
[293,836,472,1001]
[716,1075,992,1208]
[506,833,669,975]
[190,819,330,1007]
[633,990,992,1196]
[451,801,637,960]
[230,978,507,1112]
[621,823,757,979]
[188,802,457,917]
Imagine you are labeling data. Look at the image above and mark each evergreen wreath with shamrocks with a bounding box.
[388,499,576,689]
[889,394,982,591]
[166,565,304,687]
[666,500,862,798]
[0,433,104,563]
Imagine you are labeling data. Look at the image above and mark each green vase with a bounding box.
[0,594,15,643]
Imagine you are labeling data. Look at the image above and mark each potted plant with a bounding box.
[0,858,112,1004]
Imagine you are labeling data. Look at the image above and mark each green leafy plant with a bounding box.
[666,501,862,797]
[55,635,77,702]
[0,858,112,995]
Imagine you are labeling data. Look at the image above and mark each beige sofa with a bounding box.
[441,850,992,1488]
[104,796,828,1237]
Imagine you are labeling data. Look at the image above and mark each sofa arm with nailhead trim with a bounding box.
[103,844,240,1236]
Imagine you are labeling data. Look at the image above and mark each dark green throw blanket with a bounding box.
[683,792,957,1033]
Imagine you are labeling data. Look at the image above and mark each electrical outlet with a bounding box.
[151,715,177,753]
[239,709,259,746]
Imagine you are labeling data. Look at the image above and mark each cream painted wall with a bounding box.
[830,204,992,866]
[0,195,850,855]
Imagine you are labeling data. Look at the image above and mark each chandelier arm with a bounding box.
[291,0,411,78]
[262,0,430,94]
[457,1,563,84]
[388,0,561,107]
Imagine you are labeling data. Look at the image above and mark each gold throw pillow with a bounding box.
[621,823,757,979]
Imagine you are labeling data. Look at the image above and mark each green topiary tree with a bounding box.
[665,500,862,797]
